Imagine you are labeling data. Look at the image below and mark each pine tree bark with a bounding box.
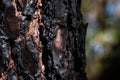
[0,0,87,80]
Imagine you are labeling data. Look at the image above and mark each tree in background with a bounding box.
[0,0,87,80]
[82,0,120,80]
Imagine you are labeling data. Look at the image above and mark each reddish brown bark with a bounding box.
[0,0,87,80]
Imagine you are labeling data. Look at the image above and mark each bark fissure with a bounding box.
[0,0,87,80]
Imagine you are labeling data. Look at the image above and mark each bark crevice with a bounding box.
[0,0,87,80]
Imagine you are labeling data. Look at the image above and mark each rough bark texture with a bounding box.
[0,0,87,80]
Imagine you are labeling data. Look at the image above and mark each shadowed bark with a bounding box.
[0,0,87,80]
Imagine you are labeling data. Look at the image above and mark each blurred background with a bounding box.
[81,0,120,80]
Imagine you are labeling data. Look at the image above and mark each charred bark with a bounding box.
[0,0,87,80]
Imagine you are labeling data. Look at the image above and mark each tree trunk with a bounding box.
[0,0,87,80]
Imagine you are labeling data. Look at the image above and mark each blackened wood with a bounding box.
[0,0,87,80]
[41,0,88,80]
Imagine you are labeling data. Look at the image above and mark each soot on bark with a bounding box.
[0,0,87,80]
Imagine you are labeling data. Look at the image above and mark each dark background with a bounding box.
[82,0,120,80]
